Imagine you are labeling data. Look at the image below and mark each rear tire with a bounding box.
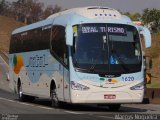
[17,81,26,101]
[17,80,35,102]
[108,104,121,111]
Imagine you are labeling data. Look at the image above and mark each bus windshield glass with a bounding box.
[72,23,142,74]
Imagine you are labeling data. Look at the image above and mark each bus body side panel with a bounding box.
[63,67,70,102]
[9,50,67,100]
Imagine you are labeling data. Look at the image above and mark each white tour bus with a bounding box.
[9,6,151,110]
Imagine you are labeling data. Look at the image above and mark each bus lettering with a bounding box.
[27,55,47,67]
[107,27,125,34]
[82,27,98,33]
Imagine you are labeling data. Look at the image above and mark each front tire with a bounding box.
[51,89,59,108]
[108,104,121,111]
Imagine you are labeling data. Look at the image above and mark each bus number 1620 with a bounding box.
[122,77,134,81]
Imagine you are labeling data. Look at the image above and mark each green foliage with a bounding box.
[142,8,160,24]
[123,12,141,21]
[142,8,160,32]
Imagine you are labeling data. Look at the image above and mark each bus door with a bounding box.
[57,64,65,101]
[50,25,69,101]
[63,46,70,102]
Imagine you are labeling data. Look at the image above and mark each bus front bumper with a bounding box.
[70,90,144,104]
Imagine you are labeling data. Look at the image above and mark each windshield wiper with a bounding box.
[89,35,108,72]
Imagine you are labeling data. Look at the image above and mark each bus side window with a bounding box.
[14,36,22,53]
[51,25,68,67]
[9,36,15,54]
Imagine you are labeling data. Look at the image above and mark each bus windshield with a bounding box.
[72,23,142,74]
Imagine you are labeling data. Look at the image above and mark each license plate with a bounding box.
[104,94,116,99]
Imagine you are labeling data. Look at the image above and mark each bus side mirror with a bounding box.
[66,25,73,46]
[138,26,151,48]
[146,73,151,84]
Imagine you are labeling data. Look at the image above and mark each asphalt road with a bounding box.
[0,54,160,120]
[0,89,160,120]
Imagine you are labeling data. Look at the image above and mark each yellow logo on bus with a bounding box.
[111,79,118,83]
[100,77,118,83]
[13,55,24,74]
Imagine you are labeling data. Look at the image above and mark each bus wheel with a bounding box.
[108,104,121,111]
[17,81,25,101]
[51,89,59,108]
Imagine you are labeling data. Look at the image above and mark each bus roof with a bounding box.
[47,6,122,20]
[12,6,133,35]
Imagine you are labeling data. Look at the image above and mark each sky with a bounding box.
[7,0,160,13]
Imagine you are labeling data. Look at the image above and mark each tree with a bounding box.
[0,0,62,24]
[27,0,44,23]
[0,0,7,15]
[141,8,150,24]
[42,4,61,19]
[142,8,160,32]
[12,0,44,24]
[132,13,141,21]
[123,12,141,21]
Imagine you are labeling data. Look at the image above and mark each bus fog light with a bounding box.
[130,81,144,90]
[71,81,90,91]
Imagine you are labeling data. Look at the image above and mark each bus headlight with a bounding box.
[130,81,144,90]
[71,81,90,91]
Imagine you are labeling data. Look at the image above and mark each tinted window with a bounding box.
[9,34,22,53]
[9,25,51,54]
[72,23,142,74]
[51,26,68,66]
